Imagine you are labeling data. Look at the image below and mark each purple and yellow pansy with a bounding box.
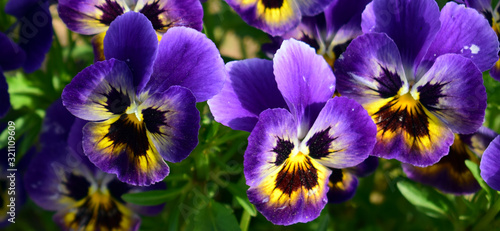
[224,0,334,36]
[24,100,164,231]
[209,39,377,225]
[262,0,371,69]
[62,12,226,186]
[58,0,203,61]
[403,127,497,195]
[334,0,499,167]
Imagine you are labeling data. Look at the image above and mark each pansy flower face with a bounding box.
[403,127,497,195]
[62,12,226,186]
[263,0,371,68]
[58,0,203,61]
[457,0,500,81]
[334,0,499,167]
[24,100,164,231]
[224,0,334,36]
[209,39,377,225]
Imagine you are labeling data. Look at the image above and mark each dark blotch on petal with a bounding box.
[374,97,430,140]
[99,86,131,114]
[332,39,353,60]
[370,66,403,98]
[274,155,318,196]
[95,0,125,25]
[329,168,343,184]
[261,0,284,9]
[437,135,476,174]
[271,137,294,166]
[106,114,150,156]
[418,81,449,111]
[139,0,169,32]
[142,107,168,134]
[63,173,91,201]
[71,195,123,230]
[307,127,338,159]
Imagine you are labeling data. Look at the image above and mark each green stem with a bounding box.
[473,195,500,231]
[240,209,251,231]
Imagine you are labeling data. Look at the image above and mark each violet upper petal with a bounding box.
[208,59,287,132]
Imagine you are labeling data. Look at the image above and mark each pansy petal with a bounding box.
[39,99,76,145]
[324,0,371,37]
[62,59,136,121]
[0,73,9,118]
[104,12,158,93]
[412,54,486,134]
[361,0,441,79]
[490,60,500,81]
[225,0,301,36]
[7,0,52,73]
[58,0,130,35]
[295,0,334,16]
[53,193,141,231]
[303,97,376,169]
[366,93,455,166]
[419,2,498,77]
[335,33,408,105]
[274,39,335,137]
[137,86,200,163]
[91,32,107,62]
[245,108,330,225]
[134,0,204,32]
[208,59,288,132]
[0,32,26,71]
[480,136,500,191]
[83,115,170,186]
[24,142,93,211]
[326,169,358,204]
[403,134,481,195]
[350,156,379,177]
[141,27,225,102]
[462,126,498,156]
[463,0,493,13]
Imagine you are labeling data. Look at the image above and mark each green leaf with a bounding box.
[465,160,496,202]
[189,201,241,231]
[397,180,455,219]
[226,182,256,216]
[122,187,184,206]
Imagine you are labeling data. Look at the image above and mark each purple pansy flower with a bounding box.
[61,12,226,186]
[480,134,500,191]
[208,39,377,225]
[24,100,164,231]
[403,127,497,195]
[456,0,500,81]
[262,0,371,69]
[224,0,334,36]
[334,0,499,167]
[327,156,378,204]
[4,0,53,73]
[58,0,203,61]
